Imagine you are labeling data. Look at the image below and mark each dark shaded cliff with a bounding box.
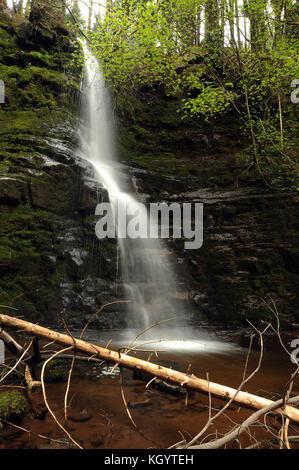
[117,90,299,327]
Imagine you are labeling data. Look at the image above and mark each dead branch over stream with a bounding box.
[1,313,299,425]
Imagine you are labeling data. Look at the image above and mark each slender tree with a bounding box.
[205,0,219,34]
[235,0,241,46]
[88,0,94,29]
[227,0,236,43]
[244,0,268,51]
[25,0,31,17]
[271,0,284,42]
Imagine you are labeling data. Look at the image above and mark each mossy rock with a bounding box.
[37,358,70,383]
[0,390,28,422]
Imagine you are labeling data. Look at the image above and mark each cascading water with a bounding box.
[79,45,184,337]
[76,46,247,357]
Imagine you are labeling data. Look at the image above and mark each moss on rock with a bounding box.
[0,390,28,422]
[36,359,70,383]
[0,16,85,325]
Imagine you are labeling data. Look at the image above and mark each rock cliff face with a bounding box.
[0,14,124,329]
[0,14,297,329]
[117,90,299,327]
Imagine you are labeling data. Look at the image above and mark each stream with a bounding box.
[1,327,297,449]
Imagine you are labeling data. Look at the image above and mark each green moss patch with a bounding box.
[0,390,28,422]
[37,359,70,383]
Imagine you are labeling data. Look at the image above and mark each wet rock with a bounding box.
[16,22,55,49]
[165,414,176,419]
[191,292,207,307]
[128,394,152,409]
[79,179,108,213]
[119,86,299,328]
[80,183,99,212]
[69,408,92,423]
[0,177,26,204]
[91,437,104,447]
[0,390,28,422]
[42,137,77,165]
[36,359,70,383]
[69,248,88,267]
[30,166,78,216]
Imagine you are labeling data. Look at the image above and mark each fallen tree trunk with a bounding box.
[0,327,29,359]
[0,327,46,417]
[1,314,299,423]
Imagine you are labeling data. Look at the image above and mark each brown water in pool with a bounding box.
[0,327,298,449]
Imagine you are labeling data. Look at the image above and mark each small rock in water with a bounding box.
[165,414,175,419]
[91,438,104,447]
[69,408,92,423]
[128,395,152,409]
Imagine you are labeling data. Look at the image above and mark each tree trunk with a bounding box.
[234,0,241,46]
[205,0,222,48]
[18,0,24,16]
[1,314,299,423]
[244,0,268,51]
[205,0,219,34]
[271,0,283,42]
[219,0,225,44]
[195,6,201,46]
[88,0,93,30]
[227,0,235,43]
[25,0,31,18]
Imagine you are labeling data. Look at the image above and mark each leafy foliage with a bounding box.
[70,0,298,189]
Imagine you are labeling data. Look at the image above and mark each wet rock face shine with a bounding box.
[117,90,299,327]
[0,16,121,328]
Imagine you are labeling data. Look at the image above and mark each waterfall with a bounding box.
[79,45,184,335]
